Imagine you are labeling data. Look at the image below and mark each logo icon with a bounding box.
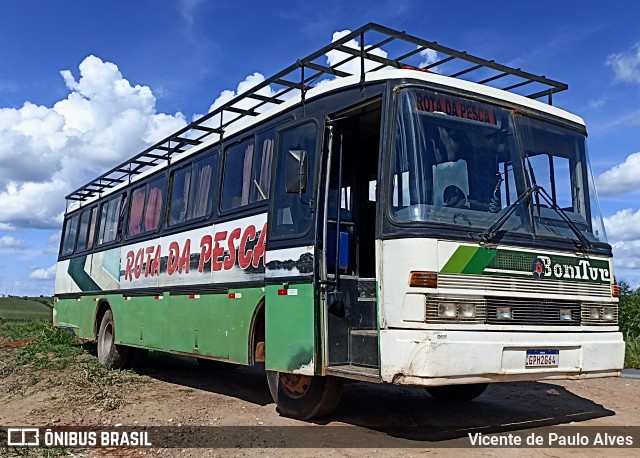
[7,428,40,446]
[531,258,546,279]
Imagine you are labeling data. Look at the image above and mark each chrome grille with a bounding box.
[485,298,580,326]
[437,273,611,298]
[581,304,619,325]
[425,296,486,323]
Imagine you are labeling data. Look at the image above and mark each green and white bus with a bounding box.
[54,23,625,420]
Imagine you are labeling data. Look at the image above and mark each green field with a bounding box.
[0,296,53,321]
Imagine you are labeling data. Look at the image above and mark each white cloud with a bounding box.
[191,72,279,139]
[0,55,187,230]
[596,152,640,195]
[418,47,439,69]
[325,30,389,76]
[588,97,606,109]
[0,236,25,249]
[29,264,56,280]
[606,43,640,85]
[604,208,640,241]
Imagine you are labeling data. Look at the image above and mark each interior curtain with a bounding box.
[128,189,146,235]
[180,171,191,222]
[144,186,163,231]
[258,138,273,199]
[241,144,253,205]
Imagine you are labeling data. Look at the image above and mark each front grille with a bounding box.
[581,305,619,325]
[422,296,617,326]
[437,273,611,298]
[425,296,487,323]
[485,298,580,326]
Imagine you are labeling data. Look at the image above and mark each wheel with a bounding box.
[197,357,239,370]
[97,309,129,369]
[425,383,488,401]
[266,370,343,420]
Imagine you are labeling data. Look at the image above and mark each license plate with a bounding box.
[526,349,559,367]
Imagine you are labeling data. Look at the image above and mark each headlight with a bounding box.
[589,307,600,320]
[438,302,457,318]
[602,307,615,321]
[559,308,573,321]
[496,306,512,320]
[458,303,476,319]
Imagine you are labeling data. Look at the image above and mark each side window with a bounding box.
[128,176,166,236]
[221,139,254,211]
[97,194,124,245]
[60,214,80,256]
[76,207,98,251]
[221,129,276,212]
[169,166,191,226]
[252,130,275,202]
[128,186,147,236]
[271,123,317,238]
[168,154,217,226]
[187,155,216,219]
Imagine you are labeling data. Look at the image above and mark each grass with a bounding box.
[1,319,144,412]
[0,297,53,321]
[625,338,640,370]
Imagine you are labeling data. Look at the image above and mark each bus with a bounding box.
[54,23,625,420]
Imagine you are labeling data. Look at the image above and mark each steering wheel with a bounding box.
[453,212,471,226]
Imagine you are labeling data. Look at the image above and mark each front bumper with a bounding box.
[380,329,625,386]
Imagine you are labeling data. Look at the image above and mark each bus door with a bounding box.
[322,100,382,376]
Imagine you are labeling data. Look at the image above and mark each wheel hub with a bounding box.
[279,373,311,397]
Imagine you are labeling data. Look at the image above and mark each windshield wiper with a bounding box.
[534,186,593,252]
[479,184,593,251]
[479,185,540,244]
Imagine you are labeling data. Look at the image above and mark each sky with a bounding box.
[2,0,640,295]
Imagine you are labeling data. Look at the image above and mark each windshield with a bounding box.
[391,88,607,246]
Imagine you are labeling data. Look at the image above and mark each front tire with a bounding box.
[97,309,129,369]
[425,383,488,401]
[266,370,343,420]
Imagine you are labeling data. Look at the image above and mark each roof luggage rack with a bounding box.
[66,22,568,203]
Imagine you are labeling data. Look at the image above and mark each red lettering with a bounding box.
[167,241,180,275]
[251,223,267,268]
[238,225,256,269]
[178,239,191,274]
[199,235,212,272]
[212,231,227,271]
[150,245,161,277]
[144,246,155,277]
[134,248,144,279]
[125,251,135,281]
[224,228,241,270]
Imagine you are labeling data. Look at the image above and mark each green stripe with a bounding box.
[441,246,479,273]
[441,246,497,274]
[462,247,497,274]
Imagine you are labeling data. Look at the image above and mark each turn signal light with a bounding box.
[409,271,438,288]
[611,284,620,298]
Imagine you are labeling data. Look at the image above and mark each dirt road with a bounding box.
[1,348,639,457]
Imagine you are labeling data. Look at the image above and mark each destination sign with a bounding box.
[413,92,498,125]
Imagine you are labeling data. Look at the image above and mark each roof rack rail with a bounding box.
[66,22,568,203]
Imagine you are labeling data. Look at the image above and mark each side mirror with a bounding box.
[285,149,308,194]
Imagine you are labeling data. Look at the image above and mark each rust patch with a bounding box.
[0,339,32,349]
[255,341,265,362]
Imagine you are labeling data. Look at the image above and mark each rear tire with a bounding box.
[266,370,343,420]
[425,383,488,401]
[97,310,129,369]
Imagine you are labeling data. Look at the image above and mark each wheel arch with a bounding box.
[248,298,265,365]
[93,299,111,339]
